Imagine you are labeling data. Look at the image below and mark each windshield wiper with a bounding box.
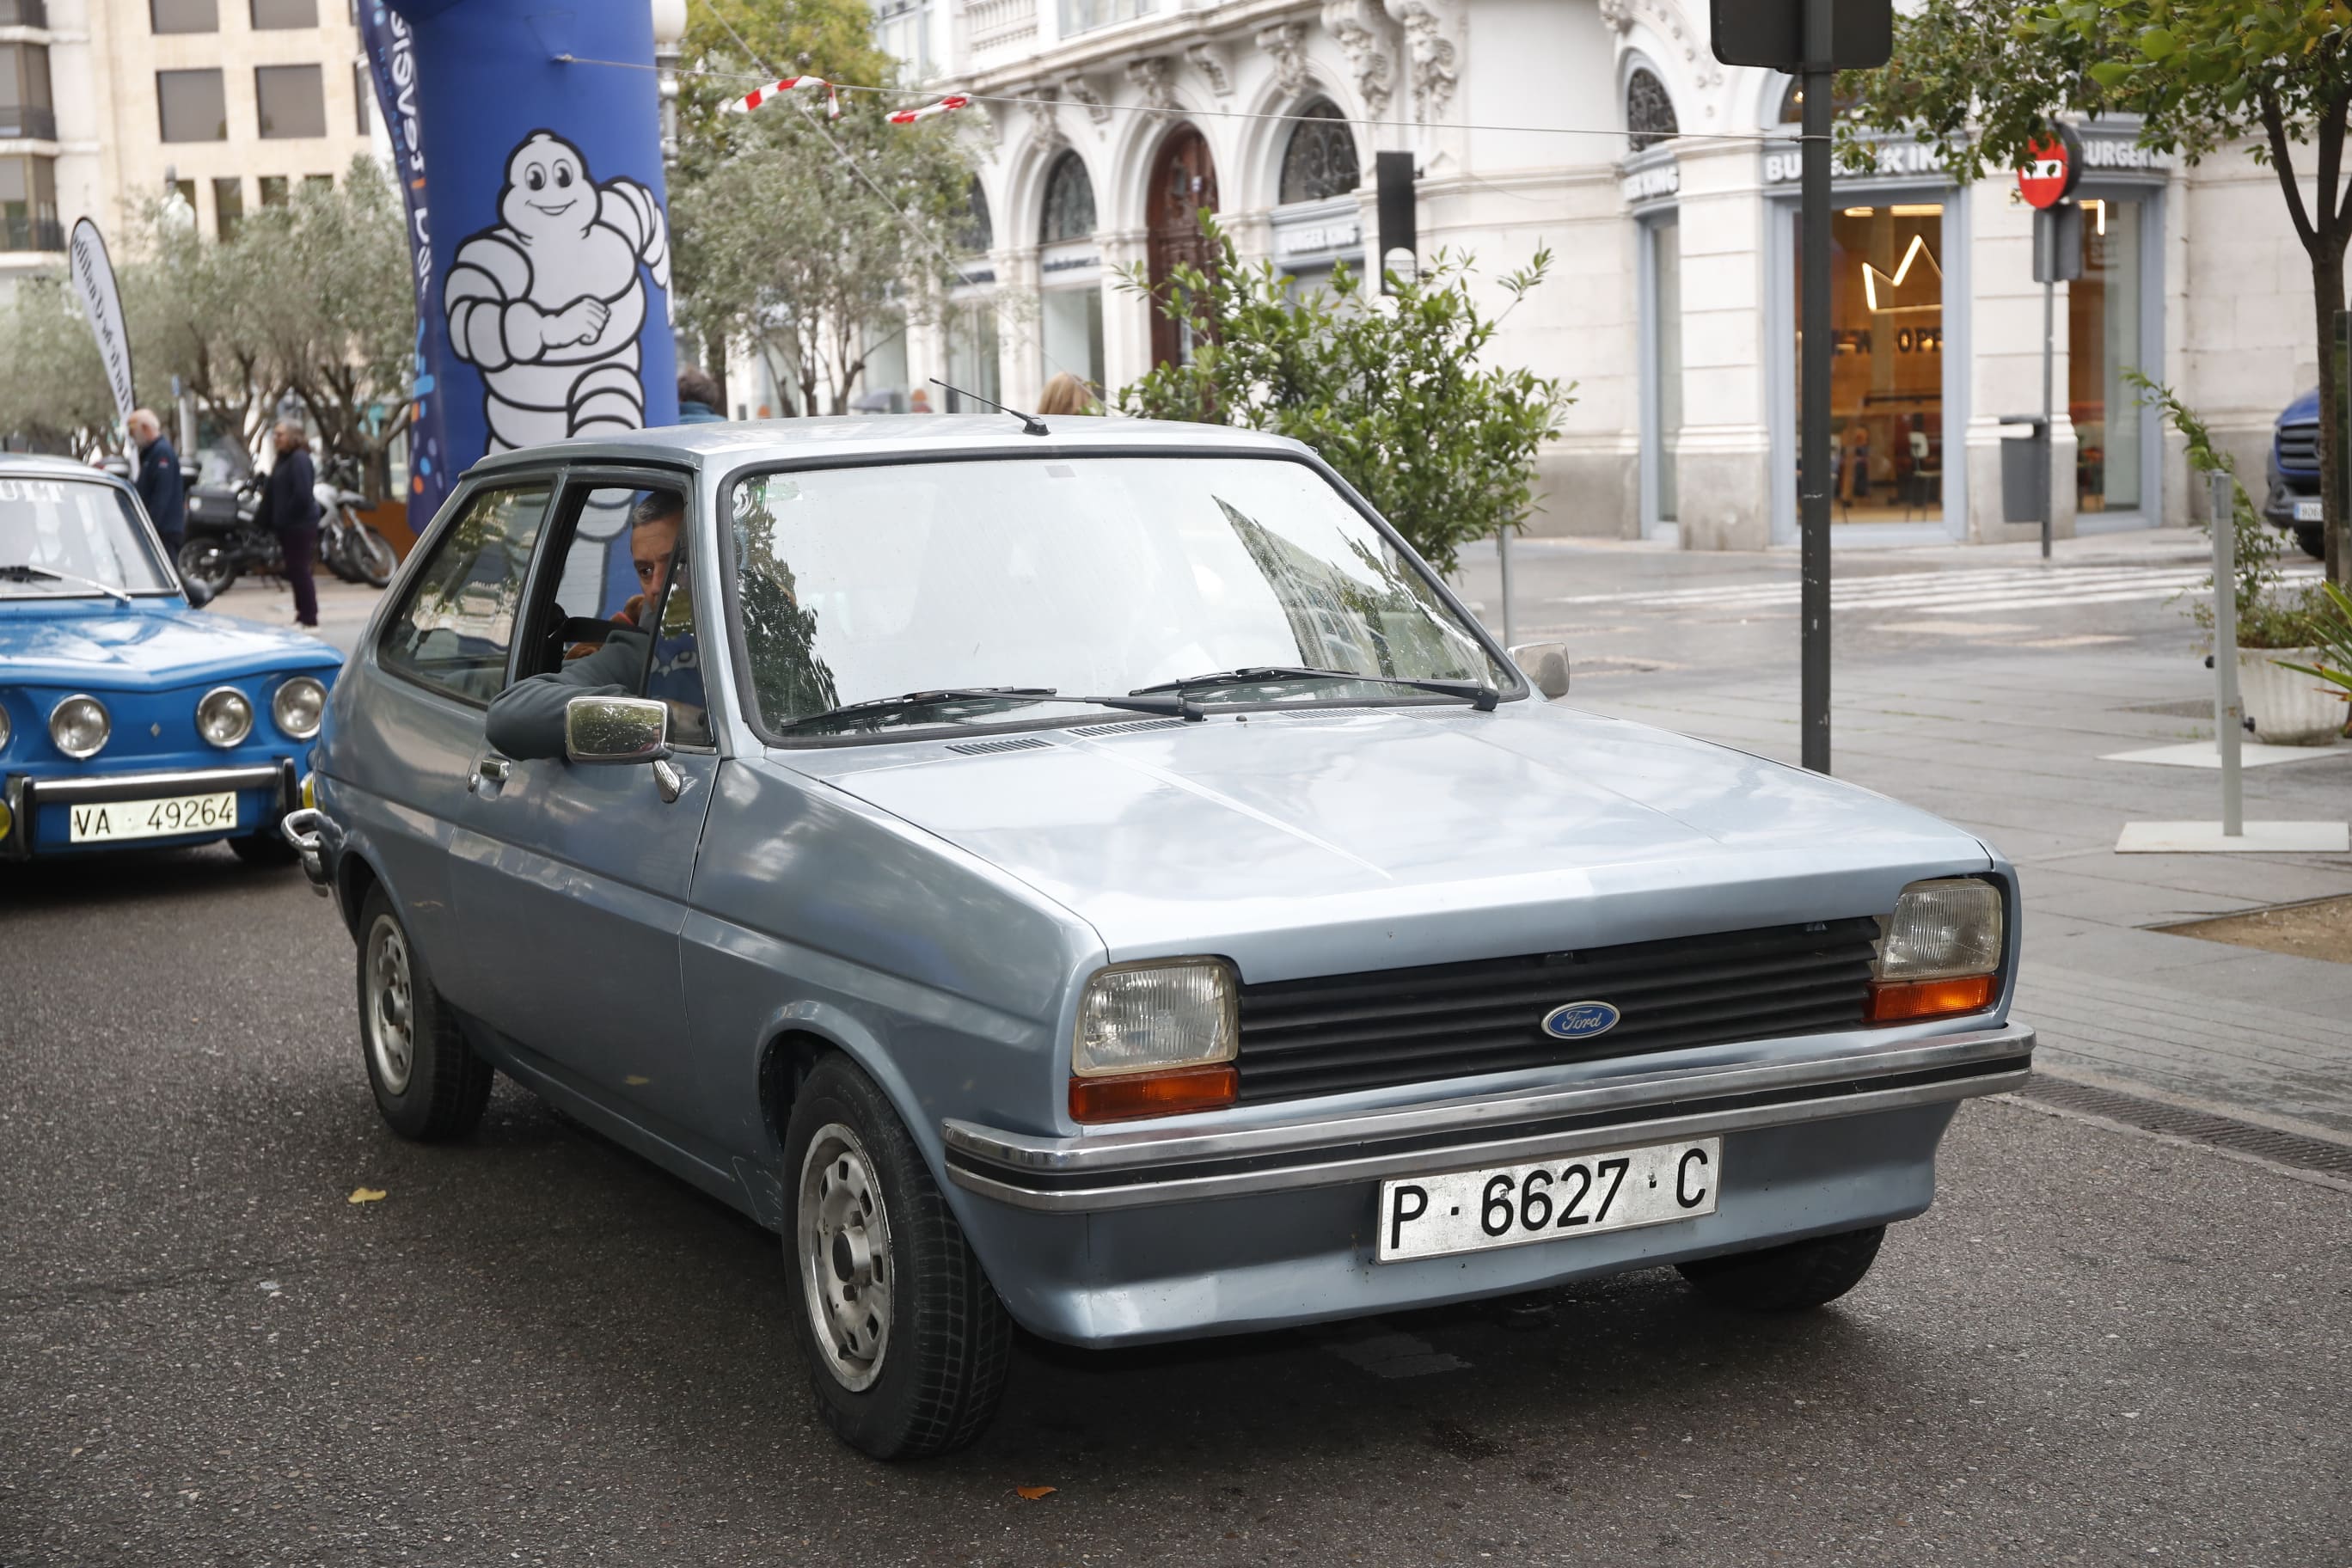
[0,562,132,604]
[1134,665,1499,711]
[777,686,1203,735]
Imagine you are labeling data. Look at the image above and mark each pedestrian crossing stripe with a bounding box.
[1553,560,2321,617]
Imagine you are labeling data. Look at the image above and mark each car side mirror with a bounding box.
[1510,642,1571,700]
[565,695,671,766]
[179,573,214,609]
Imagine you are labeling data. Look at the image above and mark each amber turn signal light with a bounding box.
[1865,973,1996,1023]
[1069,1064,1238,1123]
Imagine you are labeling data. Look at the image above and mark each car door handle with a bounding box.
[469,755,511,794]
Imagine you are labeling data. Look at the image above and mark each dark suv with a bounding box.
[2262,386,2323,559]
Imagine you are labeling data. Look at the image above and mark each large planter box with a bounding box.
[2239,647,2347,744]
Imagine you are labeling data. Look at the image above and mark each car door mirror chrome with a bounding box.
[179,573,215,609]
[565,695,671,767]
[1510,642,1571,700]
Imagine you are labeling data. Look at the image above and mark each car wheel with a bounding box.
[1675,1225,1886,1312]
[783,1055,1012,1460]
[2294,525,2324,560]
[354,885,493,1142]
[227,829,297,866]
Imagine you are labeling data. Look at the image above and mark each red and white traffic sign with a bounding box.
[2018,125,2083,210]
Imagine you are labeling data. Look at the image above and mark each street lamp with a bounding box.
[651,0,686,170]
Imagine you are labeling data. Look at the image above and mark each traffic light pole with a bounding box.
[1798,0,1832,774]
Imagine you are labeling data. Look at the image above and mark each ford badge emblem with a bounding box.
[1541,1001,1620,1040]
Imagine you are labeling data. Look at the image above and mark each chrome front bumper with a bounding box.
[943,1022,2034,1214]
[3,760,297,860]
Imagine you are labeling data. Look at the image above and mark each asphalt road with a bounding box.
[3,847,2347,1567]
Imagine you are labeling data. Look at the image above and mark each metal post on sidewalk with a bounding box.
[1496,524,1516,650]
[2039,227,2056,560]
[1798,0,1833,775]
[2210,470,2243,837]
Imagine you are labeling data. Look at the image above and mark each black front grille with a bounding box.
[2278,424,2318,469]
[1234,916,1881,1104]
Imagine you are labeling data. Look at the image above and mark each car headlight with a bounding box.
[1070,958,1240,1122]
[49,694,109,760]
[197,686,254,748]
[1868,878,2003,1023]
[273,676,327,740]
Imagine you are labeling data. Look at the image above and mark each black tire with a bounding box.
[179,539,237,597]
[1676,1225,1886,1313]
[782,1055,1012,1460]
[227,828,297,866]
[2294,525,2324,560]
[353,885,493,1142]
[350,525,397,589]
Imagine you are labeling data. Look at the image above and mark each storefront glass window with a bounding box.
[2069,196,2143,513]
[1796,203,1945,522]
[1650,214,1682,523]
[946,304,1001,412]
[1041,288,1103,395]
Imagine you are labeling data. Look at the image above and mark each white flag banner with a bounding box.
[68,218,136,433]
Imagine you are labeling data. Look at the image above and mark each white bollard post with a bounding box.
[2210,471,2243,836]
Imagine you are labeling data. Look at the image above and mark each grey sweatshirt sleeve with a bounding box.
[483,628,652,762]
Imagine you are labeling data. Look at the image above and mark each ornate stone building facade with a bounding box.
[865,0,2324,548]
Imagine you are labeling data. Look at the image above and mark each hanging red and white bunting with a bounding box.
[726,75,840,119]
[886,94,970,126]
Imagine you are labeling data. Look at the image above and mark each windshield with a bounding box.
[0,477,175,596]
[727,456,1504,737]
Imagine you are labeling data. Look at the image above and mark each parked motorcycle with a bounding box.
[178,459,397,596]
[318,457,397,589]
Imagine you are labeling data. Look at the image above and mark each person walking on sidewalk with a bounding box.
[253,421,322,628]
[128,409,187,566]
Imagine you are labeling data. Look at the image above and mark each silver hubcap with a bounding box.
[364,915,415,1095]
[798,1124,893,1391]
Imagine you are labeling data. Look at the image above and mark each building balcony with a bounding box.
[0,104,54,140]
[1059,0,1152,37]
[2,212,62,252]
[965,0,1038,51]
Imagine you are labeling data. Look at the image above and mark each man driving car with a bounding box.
[485,489,697,761]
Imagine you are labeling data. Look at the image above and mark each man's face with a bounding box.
[631,515,679,610]
[130,418,156,447]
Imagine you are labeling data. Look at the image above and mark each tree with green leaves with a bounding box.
[671,68,970,416]
[1838,0,2351,585]
[1116,223,1573,579]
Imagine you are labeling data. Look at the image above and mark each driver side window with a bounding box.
[518,480,710,748]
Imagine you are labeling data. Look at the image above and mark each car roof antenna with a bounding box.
[928,378,1049,438]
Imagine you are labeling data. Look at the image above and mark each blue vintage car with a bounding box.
[0,455,339,863]
[288,419,2034,1460]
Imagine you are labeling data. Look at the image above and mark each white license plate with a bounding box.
[2293,499,2323,522]
[1376,1137,1721,1263]
[67,792,239,843]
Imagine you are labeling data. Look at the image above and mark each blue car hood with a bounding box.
[2280,387,2319,426]
[0,598,342,689]
[784,703,1994,979]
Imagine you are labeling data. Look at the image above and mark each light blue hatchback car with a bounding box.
[289,418,2035,1460]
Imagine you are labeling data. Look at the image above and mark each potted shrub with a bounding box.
[2275,581,2352,736]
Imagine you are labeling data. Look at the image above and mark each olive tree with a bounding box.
[1117,222,1573,579]
[1838,0,2351,584]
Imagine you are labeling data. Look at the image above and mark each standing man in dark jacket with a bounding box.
[128,409,187,566]
[252,420,322,628]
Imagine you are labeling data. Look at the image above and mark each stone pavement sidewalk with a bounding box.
[1567,643,2352,1146]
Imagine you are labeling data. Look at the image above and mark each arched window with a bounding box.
[1039,151,1097,243]
[1626,67,1678,152]
[958,178,992,254]
[1278,99,1359,205]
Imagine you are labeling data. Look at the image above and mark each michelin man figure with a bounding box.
[444,131,671,452]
